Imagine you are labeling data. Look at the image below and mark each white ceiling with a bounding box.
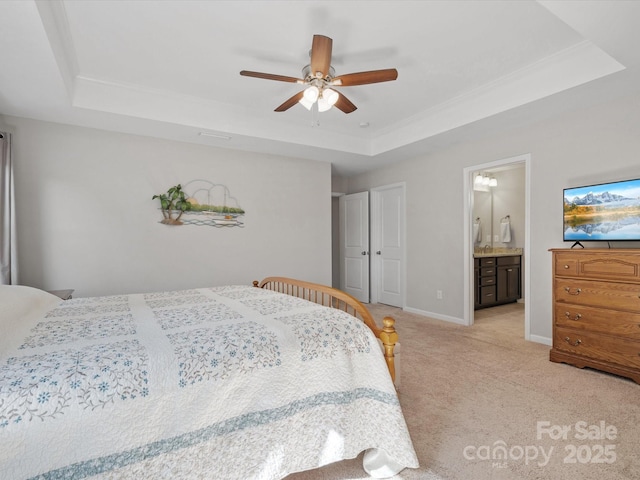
[2,1,640,176]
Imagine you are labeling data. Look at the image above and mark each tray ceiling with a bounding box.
[2,1,640,175]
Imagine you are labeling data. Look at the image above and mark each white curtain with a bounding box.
[0,132,18,284]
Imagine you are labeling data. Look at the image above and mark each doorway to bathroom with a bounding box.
[463,154,531,339]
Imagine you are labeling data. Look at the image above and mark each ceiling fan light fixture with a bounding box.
[317,96,332,112]
[241,35,397,115]
[303,85,319,103]
[322,88,339,106]
[298,96,314,110]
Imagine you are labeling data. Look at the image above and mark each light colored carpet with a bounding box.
[287,302,640,480]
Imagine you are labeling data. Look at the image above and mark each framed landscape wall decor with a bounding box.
[153,180,245,227]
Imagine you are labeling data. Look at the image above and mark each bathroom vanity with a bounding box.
[474,250,522,309]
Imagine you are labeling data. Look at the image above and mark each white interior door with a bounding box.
[372,184,405,307]
[339,192,369,302]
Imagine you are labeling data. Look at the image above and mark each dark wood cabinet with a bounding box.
[475,255,521,309]
[497,256,521,303]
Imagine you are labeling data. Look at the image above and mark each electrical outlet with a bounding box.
[494,234,499,242]
[486,234,491,243]
[436,290,443,300]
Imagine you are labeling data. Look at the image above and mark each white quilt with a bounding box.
[0,285,418,479]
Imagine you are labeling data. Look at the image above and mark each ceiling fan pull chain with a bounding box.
[311,102,320,127]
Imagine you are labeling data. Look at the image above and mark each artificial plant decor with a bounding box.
[152,184,192,225]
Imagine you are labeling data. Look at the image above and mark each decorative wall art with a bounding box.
[152,180,245,227]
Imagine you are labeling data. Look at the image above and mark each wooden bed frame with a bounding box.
[254,277,399,384]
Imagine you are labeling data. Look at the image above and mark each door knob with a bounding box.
[361,251,368,255]
[376,251,382,255]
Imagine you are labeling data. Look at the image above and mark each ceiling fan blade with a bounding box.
[275,91,305,112]
[240,70,303,83]
[310,35,332,79]
[334,92,357,114]
[332,69,398,86]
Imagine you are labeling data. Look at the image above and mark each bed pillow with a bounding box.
[0,285,61,324]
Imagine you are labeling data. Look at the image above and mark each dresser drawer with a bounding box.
[554,277,640,312]
[554,303,640,338]
[554,251,640,280]
[554,255,578,276]
[553,326,640,369]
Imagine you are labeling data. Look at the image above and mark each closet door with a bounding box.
[372,184,405,307]
[339,192,369,303]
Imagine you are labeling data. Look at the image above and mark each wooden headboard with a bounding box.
[254,277,398,384]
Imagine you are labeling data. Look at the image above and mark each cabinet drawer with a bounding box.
[497,255,520,266]
[554,278,640,312]
[554,303,640,338]
[553,326,640,369]
[480,267,495,276]
[479,286,496,304]
[480,257,496,267]
[554,251,640,280]
[480,276,496,286]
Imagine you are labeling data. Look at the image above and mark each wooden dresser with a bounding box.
[550,248,640,384]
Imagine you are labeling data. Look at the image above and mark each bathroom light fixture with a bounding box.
[489,177,498,187]
[482,174,491,186]
[474,173,484,186]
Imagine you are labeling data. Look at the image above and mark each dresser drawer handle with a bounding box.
[564,264,570,269]
[564,287,581,295]
[564,337,582,347]
[564,312,582,321]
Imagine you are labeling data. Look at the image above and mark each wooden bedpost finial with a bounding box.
[382,316,395,330]
[379,316,398,385]
[252,280,259,287]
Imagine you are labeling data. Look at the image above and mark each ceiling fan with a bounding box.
[240,34,398,114]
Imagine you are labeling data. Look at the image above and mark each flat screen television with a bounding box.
[563,177,640,242]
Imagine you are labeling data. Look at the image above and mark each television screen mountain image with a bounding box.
[563,178,640,241]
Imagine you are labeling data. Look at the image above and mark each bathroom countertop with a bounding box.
[474,248,523,258]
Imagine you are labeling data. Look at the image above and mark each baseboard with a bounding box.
[529,334,552,346]
[402,306,552,347]
[402,306,467,325]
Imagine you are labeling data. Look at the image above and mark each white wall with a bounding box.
[331,176,348,288]
[491,166,525,249]
[7,116,332,297]
[345,89,640,342]
[472,189,491,246]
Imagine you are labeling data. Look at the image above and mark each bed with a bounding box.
[0,277,418,479]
